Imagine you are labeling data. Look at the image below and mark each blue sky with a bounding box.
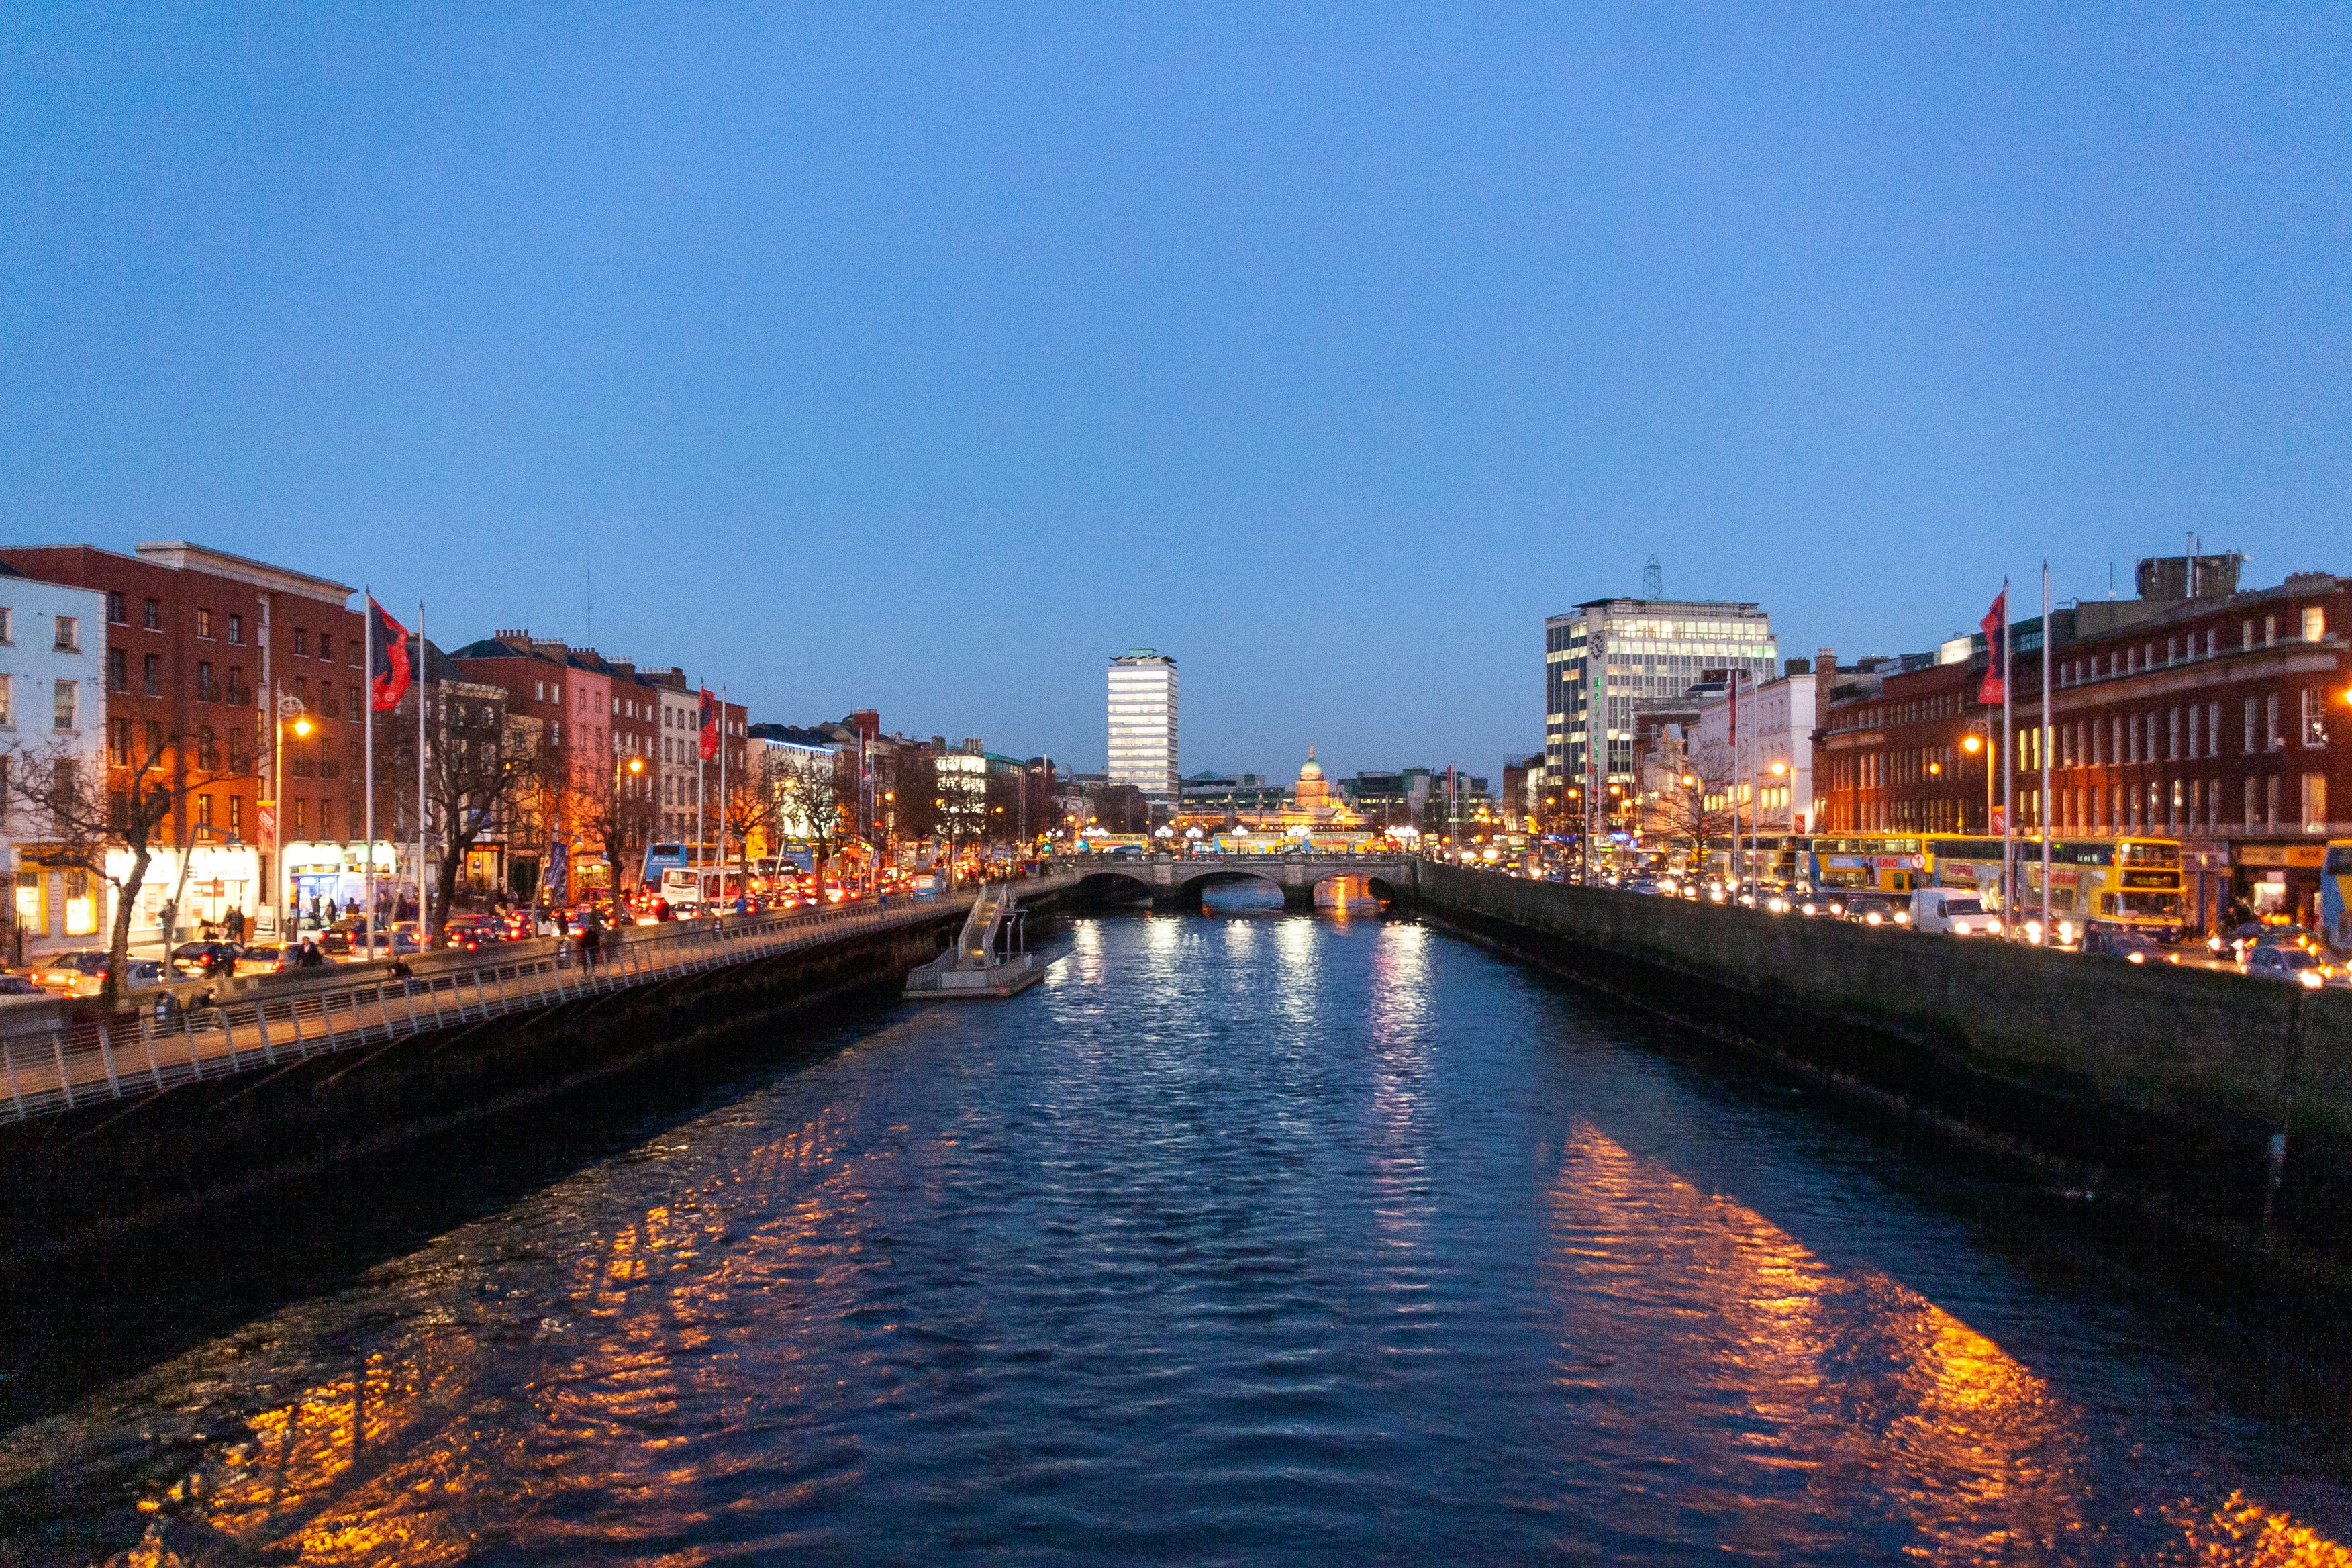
[3,5,2345,781]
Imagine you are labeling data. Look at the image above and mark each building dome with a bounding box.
[1299,745,1324,781]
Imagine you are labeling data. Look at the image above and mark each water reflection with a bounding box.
[8,916,2347,1565]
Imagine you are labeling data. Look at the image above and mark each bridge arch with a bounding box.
[1072,868,1157,908]
[1173,868,1291,909]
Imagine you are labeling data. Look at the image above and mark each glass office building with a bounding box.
[1545,599,1778,793]
[1108,648,1179,801]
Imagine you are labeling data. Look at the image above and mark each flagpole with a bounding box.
[2041,562,2053,942]
[418,601,428,943]
[364,585,376,956]
[718,685,728,878]
[2000,577,2014,932]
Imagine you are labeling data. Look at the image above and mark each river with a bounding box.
[4,907,2349,1564]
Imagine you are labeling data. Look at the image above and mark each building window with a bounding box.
[144,598,160,631]
[228,795,242,836]
[53,614,78,651]
[144,653,160,697]
[2264,614,2277,647]
[2267,693,2283,750]
[294,628,309,656]
[146,719,162,762]
[228,665,250,705]
[2304,688,2329,748]
[107,648,127,692]
[2303,774,2327,834]
[293,799,308,834]
[347,687,360,722]
[2208,703,2220,761]
[2267,775,2282,829]
[2244,699,2257,754]
[197,660,217,702]
[228,612,244,645]
[52,679,76,731]
[197,793,213,828]
[106,591,126,624]
[0,675,11,728]
[197,608,213,640]
[108,716,128,765]
[2167,707,2180,761]
[197,726,218,770]
[295,677,309,705]
[317,634,333,664]
[2241,618,2255,650]
[2305,607,2326,643]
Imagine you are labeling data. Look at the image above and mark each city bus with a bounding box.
[659,865,750,912]
[1801,836,1927,895]
[2322,840,2352,954]
[642,842,693,885]
[1924,836,2184,938]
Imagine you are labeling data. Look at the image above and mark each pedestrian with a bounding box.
[579,910,602,975]
[297,939,325,969]
[224,907,246,944]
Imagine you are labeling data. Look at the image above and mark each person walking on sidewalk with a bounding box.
[579,909,603,975]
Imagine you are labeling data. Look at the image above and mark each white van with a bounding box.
[1911,887,2002,937]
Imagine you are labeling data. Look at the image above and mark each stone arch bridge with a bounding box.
[1066,852,1421,912]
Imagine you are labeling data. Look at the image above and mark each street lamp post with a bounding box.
[1960,724,1994,834]
[271,689,313,937]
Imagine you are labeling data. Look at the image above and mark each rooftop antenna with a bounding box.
[1643,554,1663,599]
[2107,562,2116,601]
[585,562,593,648]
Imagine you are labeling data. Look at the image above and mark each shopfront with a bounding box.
[97,844,264,949]
[2233,842,2329,926]
[281,841,400,928]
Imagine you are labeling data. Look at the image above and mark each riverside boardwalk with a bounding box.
[0,874,1075,1123]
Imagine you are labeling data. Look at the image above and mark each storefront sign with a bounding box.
[2235,844,2326,869]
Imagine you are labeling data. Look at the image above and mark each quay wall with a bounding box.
[1417,863,2352,1264]
[0,905,980,1262]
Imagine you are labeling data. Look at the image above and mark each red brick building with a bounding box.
[0,541,369,929]
[1814,561,2351,930]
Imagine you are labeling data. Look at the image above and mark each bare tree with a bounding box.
[777,747,849,891]
[415,694,540,946]
[575,750,655,918]
[0,730,252,1008]
[722,746,786,879]
[1643,740,1737,870]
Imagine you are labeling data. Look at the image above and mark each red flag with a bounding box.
[1977,589,2008,706]
[697,687,720,761]
[369,598,413,712]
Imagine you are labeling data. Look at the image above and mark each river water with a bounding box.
[5,908,2350,1564]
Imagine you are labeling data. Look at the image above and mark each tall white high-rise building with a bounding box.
[1107,648,1178,801]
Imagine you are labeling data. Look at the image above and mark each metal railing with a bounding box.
[0,875,1074,1124]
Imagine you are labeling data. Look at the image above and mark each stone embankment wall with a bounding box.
[0,908,974,1262]
[1419,863,2352,1266]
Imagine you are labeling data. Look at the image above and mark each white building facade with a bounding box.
[1107,649,1178,802]
[1692,669,1816,834]
[0,571,111,957]
[1545,597,1779,798]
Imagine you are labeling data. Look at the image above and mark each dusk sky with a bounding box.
[4,5,2345,781]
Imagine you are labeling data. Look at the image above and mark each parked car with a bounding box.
[2243,944,2339,989]
[2081,925,2177,965]
[236,943,303,977]
[442,916,504,952]
[32,950,113,995]
[0,973,47,997]
[169,940,245,977]
[1911,888,2002,938]
[1840,893,1911,929]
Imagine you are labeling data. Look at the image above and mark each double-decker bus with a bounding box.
[2322,840,2352,954]
[642,842,693,885]
[1801,836,1927,895]
[1924,836,2184,936]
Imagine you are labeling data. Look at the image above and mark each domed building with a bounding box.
[1295,747,1332,817]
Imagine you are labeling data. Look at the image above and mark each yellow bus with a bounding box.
[2322,840,2352,954]
[1925,836,2184,936]
[1802,836,1928,895]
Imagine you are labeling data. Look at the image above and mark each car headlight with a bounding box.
[1865,911,1883,926]
[1894,912,1910,925]
[2127,951,2146,964]
[1985,918,2002,936]
[2300,970,2324,990]
[1953,920,1971,936]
